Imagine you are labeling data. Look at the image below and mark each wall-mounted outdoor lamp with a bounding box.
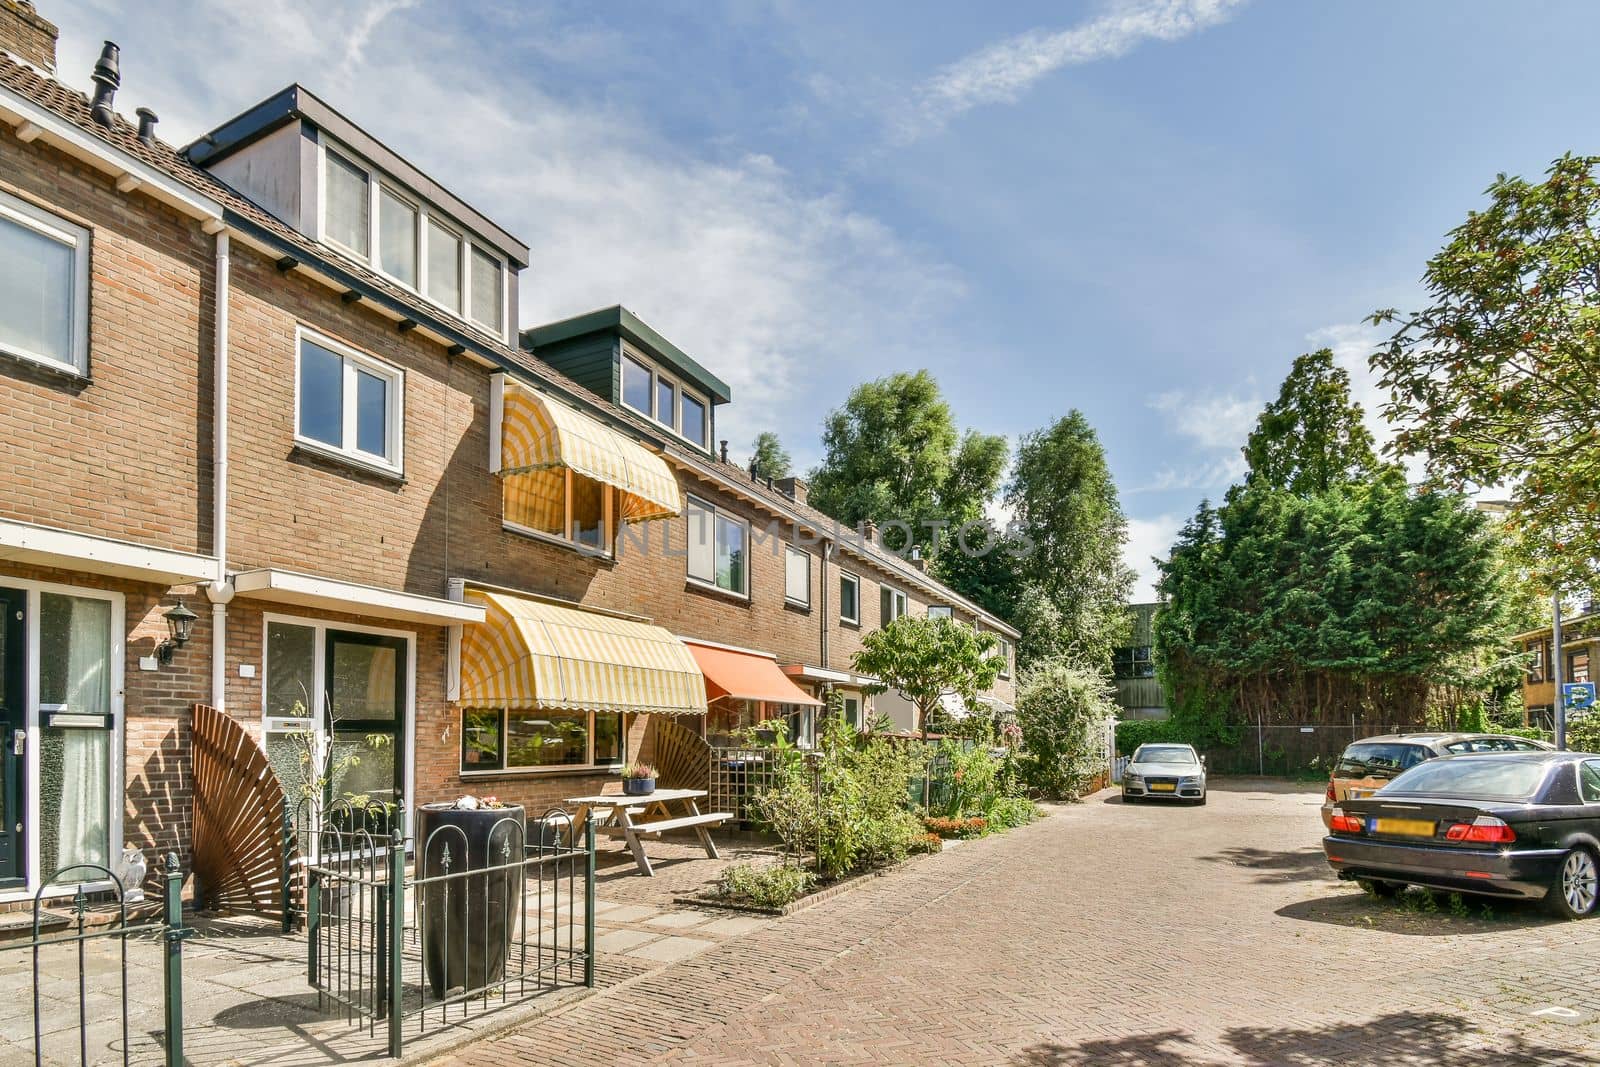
[156,599,198,666]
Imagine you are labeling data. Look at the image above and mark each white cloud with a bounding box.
[1132,385,1260,492]
[902,0,1247,140]
[50,1,963,454]
[1125,512,1184,602]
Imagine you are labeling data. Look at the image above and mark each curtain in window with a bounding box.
[40,594,111,877]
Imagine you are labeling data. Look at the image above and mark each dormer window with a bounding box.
[318,140,506,338]
[618,348,709,450]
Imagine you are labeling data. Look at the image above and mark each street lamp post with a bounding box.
[1554,594,1567,751]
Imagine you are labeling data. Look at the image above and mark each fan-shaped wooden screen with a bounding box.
[191,703,289,917]
[650,715,711,792]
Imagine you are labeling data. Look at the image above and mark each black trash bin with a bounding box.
[415,802,525,998]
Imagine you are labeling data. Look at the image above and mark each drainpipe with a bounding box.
[205,227,233,711]
[819,539,831,671]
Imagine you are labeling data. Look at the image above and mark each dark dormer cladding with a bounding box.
[182,84,530,344]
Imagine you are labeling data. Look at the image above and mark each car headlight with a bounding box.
[1180,776,1201,785]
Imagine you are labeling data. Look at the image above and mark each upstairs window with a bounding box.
[839,572,860,624]
[996,637,1013,679]
[295,327,403,472]
[470,247,504,334]
[686,496,748,597]
[656,378,676,428]
[880,585,908,626]
[681,392,708,448]
[0,191,90,375]
[784,546,811,607]
[617,347,711,450]
[377,186,418,288]
[426,219,462,312]
[623,354,652,415]
[324,150,370,256]
[503,467,615,554]
[927,605,953,620]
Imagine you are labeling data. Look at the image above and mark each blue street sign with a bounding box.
[1564,682,1597,712]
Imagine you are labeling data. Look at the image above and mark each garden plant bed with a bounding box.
[677,852,934,916]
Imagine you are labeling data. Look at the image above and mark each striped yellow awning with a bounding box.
[496,376,681,523]
[460,590,708,715]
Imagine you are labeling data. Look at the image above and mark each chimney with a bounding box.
[774,476,808,505]
[718,440,729,464]
[862,520,878,545]
[88,41,120,128]
[0,0,57,72]
[136,107,158,146]
[910,545,928,573]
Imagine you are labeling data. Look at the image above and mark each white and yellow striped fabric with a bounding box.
[460,590,708,715]
[499,379,682,523]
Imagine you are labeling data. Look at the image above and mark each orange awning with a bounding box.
[683,641,823,707]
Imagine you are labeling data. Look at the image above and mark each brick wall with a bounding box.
[0,0,56,71]
[0,126,213,556]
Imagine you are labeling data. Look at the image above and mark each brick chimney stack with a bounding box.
[775,476,808,506]
[0,1,57,72]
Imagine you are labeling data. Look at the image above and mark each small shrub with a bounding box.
[909,831,943,854]
[985,795,1041,829]
[713,864,816,910]
[924,815,988,839]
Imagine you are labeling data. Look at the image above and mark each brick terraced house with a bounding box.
[0,1,1016,903]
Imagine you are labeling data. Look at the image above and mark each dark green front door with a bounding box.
[324,629,407,833]
[0,587,26,887]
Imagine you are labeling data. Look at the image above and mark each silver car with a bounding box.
[1122,743,1207,804]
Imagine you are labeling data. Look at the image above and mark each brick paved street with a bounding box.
[433,781,1600,1066]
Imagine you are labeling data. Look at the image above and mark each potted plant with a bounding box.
[622,762,658,796]
[416,795,524,998]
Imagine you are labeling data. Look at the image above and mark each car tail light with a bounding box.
[1325,779,1337,803]
[1329,808,1364,834]
[1444,815,1516,844]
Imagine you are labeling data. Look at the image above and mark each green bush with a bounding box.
[713,864,815,909]
[1017,657,1118,797]
[984,795,1041,829]
[1114,718,1187,756]
[1566,716,1600,754]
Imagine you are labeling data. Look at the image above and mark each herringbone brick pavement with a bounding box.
[430,782,1600,1066]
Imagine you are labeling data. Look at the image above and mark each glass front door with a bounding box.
[324,629,406,816]
[0,587,25,887]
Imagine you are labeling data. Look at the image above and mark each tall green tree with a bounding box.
[809,371,1006,554]
[1371,153,1600,591]
[749,431,792,481]
[1242,348,1379,496]
[1006,412,1134,671]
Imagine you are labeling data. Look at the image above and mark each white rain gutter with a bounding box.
[206,228,233,710]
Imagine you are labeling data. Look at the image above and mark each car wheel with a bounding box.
[1122,793,1137,804]
[1356,878,1401,898]
[1195,793,1207,806]
[1546,847,1600,920]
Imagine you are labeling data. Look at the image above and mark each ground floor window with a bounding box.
[842,694,862,731]
[262,616,412,826]
[460,708,624,772]
[785,703,815,748]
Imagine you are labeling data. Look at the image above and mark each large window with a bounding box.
[784,546,811,607]
[263,619,410,819]
[1526,639,1549,684]
[1113,645,1155,680]
[460,708,623,772]
[880,585,908,626]
[0,191,90,375]
[996,637,1013,679]
[927,605,953,620]
[502,467,614,554]
[295,328,403,472]
[686,496,749,596]
[1572,649,1592,685]
[320,143,505,336]
[839,572,860,624]
[617,348,710,450]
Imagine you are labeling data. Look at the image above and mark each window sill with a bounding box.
[291,439,406,483]
[502,521,615,562]
[685,577,750,604]
[0,344,90,386]
[783,598,812,614]
[459,764,624,779]
[838,618,861,630]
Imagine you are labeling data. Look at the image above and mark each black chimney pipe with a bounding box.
[719,440,729,464]
[89,42,120,128]
[136,107,158,146]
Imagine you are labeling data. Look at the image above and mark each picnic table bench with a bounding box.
[563,788,732,876]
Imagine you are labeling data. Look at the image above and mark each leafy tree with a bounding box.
[1242,348,1379,495]
[1371,153,1600,591]
[809,371,1006,554]
[749,431,792,481]
[1015,657,1119,799]
[854,614,1000,735]
[930,520,1026,623]
[1006,412,1134,671]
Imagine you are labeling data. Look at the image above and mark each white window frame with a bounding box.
[0,576,124,904]
[784,546,812,608]
[0,190,91,376]
[685,494,750,599]
[617,346,711,451]
[294,325,405,475]
[926,605,953,620]
[459,707,626,777]
[316,139,509,341]
[880,584,908,626]
[838,571,860,625]
[997,637,1012,679]
[375,181,421,290]
[260,612,417,839]
[503,470,616,558]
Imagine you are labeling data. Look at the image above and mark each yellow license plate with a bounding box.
[1151,783,1176,792]
[1371,817,1434,837]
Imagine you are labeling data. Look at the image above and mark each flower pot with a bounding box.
[416,802,525,999]
[622,777,655,796]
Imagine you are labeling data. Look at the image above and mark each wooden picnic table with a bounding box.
[562,787,731,877]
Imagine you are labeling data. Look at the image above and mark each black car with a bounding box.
[1323,751,1600,919]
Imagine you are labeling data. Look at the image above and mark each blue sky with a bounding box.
[48,0,1600,597]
